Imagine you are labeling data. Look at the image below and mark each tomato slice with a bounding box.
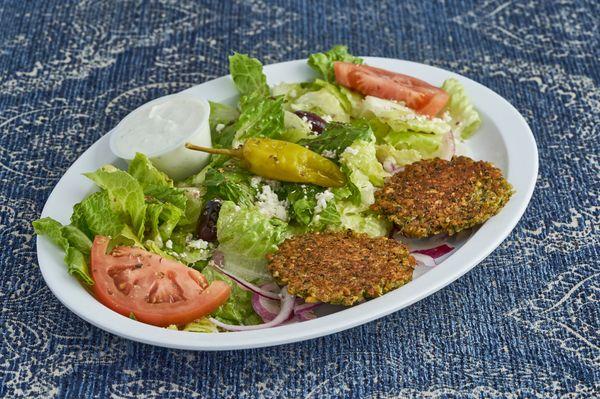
[333,62,449,117]
[90,236,230,327]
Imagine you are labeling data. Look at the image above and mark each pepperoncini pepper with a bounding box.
[186,138,345,187]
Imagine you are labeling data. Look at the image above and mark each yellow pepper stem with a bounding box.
[185,143,242,159]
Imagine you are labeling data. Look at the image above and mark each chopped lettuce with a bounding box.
[203,266,261,326]
[382,130,445,158]
[311,79,363,116]
[84,166,147,239]
[182,318,219,333]
[361,96,451,136]
[229,53,269,98]
[276,183,341,231]
[232,93,284,147]
[277,183,320,226]
[281,110,313,143]
[376,144,422,168]
[71,191,124,239]
[298,121,372,160]
[339,138,389,187]
[165,229,213,267]
[209,101,239,149]
[32,218,94,285]
[203,161,256,207]
[216,201,289,282]
[128,153,173,189]
[308,45,363,82]
[441,78,482,139]
[339,207,391,237]
[271,82,307,101]
[290,88,349,122]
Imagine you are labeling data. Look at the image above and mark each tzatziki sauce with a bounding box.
[112,96,207,158]
[109,93,212,180]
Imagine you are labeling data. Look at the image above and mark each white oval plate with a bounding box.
[37,57,538,350]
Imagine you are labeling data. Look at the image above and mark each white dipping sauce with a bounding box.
[112,96,207,158]
[109,93,212,180]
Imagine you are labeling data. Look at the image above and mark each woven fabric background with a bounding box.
[1,0,598,397]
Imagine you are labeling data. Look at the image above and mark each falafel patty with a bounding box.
[266,231,415,306]
[372,156,513,238]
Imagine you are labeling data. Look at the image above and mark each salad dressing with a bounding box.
[112,95,207,158]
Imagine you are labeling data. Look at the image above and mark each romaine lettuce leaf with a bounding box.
[209,101,239,149]
[441,78,482,139]
[84,166,146,239]
[216,201,289,282]
[339,139,389,187]
[229,53,269,98]
[203,161,256,207]
[311,79,363,116]
[281,110,313,143]
[308,45,363,82]
[128,153,188,211]
[297,121,372,160]
[202,265,261,326]
[375,144,422,168]
[128,153,173,188]
[271,82,307,102]
[361,96,451,136]
[276,183,321,226]
[290,88,349,122]
[71,191,126,238]
[182,318,219,333]
[232,93,284,146]
[61,224,93,255]
[32,218,94,285]
[338,207,391,237]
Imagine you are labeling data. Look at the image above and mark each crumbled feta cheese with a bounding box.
[187,239,209,250]
[290,89,297,98]
[165,240,173,249]
[215,123,225,132]
[321,149,336,159]
[314,189,334,214]
[344,146,359,155]
[313,214,321,223]
[441,111,452,123]
[301,115,314,131]
[322,115,333,123]
[264,179,281,190]
[256,184,289,221]
[250,175,263,188]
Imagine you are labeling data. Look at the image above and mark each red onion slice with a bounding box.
[252,284,283,322]
[411,253,436,267]
[413,244,454,259]
[210,287,295,331]
[438,129,455,161]
[212,264,280,300]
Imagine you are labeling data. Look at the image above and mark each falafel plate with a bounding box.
[34,46,528,341]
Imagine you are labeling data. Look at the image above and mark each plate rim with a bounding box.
[36,56,538,350]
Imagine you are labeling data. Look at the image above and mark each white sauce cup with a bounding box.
[109,93,212,181]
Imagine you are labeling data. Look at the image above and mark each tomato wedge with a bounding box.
[90,236,230,327]
[333,62,449,117]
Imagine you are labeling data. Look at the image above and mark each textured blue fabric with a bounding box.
[1,0,598,397]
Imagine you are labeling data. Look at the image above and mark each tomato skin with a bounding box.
[90,236,231,327]
[333,62,449,117]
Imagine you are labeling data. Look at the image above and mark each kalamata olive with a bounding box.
[196,199,222,242]
[294,111,327,134]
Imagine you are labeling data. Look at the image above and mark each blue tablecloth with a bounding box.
[1,0,598,397]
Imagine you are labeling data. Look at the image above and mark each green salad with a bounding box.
[34,46,481,332]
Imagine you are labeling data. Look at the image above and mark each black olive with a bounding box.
[196,199,222,242]
[294,111,327,134]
